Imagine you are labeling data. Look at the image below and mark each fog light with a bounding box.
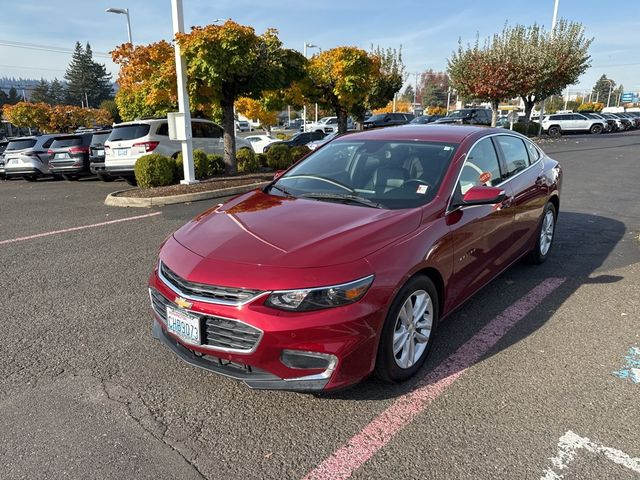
[281,350,337,370]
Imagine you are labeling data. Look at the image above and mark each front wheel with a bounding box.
[590,124,603,134]
[526,202,557,264]
[97,173,115,182]
[375,275,438,383]
[23,175,38,182]
[547,126,561,137]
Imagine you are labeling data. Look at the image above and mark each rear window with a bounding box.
[51,137,82,148]
[90,132,111,146]
[6,139,36,151]
[108,124,150,142]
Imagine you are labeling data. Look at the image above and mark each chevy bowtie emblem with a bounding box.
[175,297,193,309]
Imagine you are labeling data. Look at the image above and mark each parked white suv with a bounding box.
[306,116,355,134]
[104,118,253,180]
[541,113,606,136]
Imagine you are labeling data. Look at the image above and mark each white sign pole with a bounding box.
[171,0,197,185]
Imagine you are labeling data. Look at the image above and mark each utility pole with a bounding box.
[413,72,418,113]
[446,88,452,113]
[171,0,196,184]
[606,79,614,108]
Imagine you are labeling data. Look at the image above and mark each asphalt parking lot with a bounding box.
[1,131,638,480]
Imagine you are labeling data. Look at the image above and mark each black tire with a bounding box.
[375,275,439,383]
[547,126,561,137]
[590,124,603,134]
[97,173,115,182]
[525,202,557,264]
[23,175,38,182]
[124,177,137,186]
[62,174,77,181]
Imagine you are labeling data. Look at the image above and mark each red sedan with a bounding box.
[149,125,561,391]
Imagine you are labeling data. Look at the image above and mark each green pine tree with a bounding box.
[8,87,20,104]
[49,79,66,105]
[30,79,51,104]
[592,75,615,105]
[65,42,113,107]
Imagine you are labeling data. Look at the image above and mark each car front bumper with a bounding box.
[148,264,384,392]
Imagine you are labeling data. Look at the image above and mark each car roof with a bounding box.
[334,124,498,144]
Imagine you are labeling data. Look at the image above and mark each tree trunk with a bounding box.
[522,95,535,132]
[336,107,348,134]
[221,94,237,175]
[491,100,499,127]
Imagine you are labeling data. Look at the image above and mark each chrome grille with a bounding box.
[159,261,263,305]
[149,288,262,353]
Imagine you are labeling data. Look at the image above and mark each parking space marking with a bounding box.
[613,346,640,384]
[303,277,566,480]
[541,430,640,479]
[0,212,162,245]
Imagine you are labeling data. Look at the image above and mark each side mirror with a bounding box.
[273,170,285,180]
[457,185,506,207]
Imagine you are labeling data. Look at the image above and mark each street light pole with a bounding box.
[302,42,319,132]
[606,79,614,108]
[171,0,196,184]
[105,7,132,44]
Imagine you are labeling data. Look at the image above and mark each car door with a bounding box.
[493,134,548,258]
[571,114,590,131]
[445,136,515,308]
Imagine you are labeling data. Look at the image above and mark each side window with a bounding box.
[156,123,169,136]
[191,122,205,138]
[207,123,223,138]
[525,140,540,164]
[458,138,502,194]
[496,135,529,176]
[42,138,55,149]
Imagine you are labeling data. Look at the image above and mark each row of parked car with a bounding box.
[540,111,640,135]
[0,117,253,183]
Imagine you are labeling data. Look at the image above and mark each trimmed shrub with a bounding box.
[512,122,540,136]
[290,145,311,162]
[275,132,289,140]
[207,154,225,175]
[134,153,175,189]
[176,149,209,179]
[256,153,268,168]
[266,143,293,170]
[237,148,261,173]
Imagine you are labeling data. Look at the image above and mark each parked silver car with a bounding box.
[3,135,59,181]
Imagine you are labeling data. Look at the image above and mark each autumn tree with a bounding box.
[420,70,450,107]
[235,94,281,134]
[448,36,517,126]
[361,46,404,120]
[305,47,379,133]
[3,102,111,133]
[112,40,178,121]
[2,102,51,132]
[503,21,592,127]
[176,21,306,173]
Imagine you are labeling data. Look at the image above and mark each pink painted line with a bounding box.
[0,211,162,245]
[304,276,567,480]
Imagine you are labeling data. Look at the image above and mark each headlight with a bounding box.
[265,275,374,312]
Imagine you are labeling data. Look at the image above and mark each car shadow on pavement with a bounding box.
[321,211,633,401]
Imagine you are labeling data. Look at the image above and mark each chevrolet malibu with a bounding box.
[149,125,562,391]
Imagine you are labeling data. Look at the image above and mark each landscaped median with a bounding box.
[105,173,273,207]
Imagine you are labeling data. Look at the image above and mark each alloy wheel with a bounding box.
[392,290,433,369]
[540,209,555,256]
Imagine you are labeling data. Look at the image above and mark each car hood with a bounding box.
[172,190,422,268]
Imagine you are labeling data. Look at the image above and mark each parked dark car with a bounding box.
[149,125,562,391]
[47,133,94,180]
[363,112,415,129]
[263,131,326,152]
[0,140,9,179]
[88,130,114,182]
[581,113,616,132]
[435,108,492,126]
[410,114,444,125]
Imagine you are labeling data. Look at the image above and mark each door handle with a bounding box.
[535,176,546,186]
[500,196,514,209]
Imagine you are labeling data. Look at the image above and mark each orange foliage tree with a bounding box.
[3,102,112,133]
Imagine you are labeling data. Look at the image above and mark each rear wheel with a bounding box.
[590,124,603,134]
[526,202,557,264]
[547,126,561,137]
[375,275,438,383]
[23,175,38,182]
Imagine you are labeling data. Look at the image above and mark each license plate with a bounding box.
[96,149,105,156]
[166,306,200,345]
[55,153,68,159]
[117,148,129,157]
[7,158,18,165]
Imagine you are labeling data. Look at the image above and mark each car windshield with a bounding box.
[107,124,151,142]
[6,139,37,151]
[270,139,457,209]
[447,110,472,118]
[51,136,82,148]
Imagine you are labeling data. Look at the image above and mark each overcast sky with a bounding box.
[1,0,639,93]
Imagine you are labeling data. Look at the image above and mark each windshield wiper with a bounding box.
[269,183,295,197]
[300,192,384,209]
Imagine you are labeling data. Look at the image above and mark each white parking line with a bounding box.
[0,212,162,245]
[541,430,640,479]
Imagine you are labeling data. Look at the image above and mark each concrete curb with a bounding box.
[104,181,270,208]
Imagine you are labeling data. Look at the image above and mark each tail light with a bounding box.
[104,146,111,156]
[132,141,159,152]
[69,146,90,154]
[47,149,54,155]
